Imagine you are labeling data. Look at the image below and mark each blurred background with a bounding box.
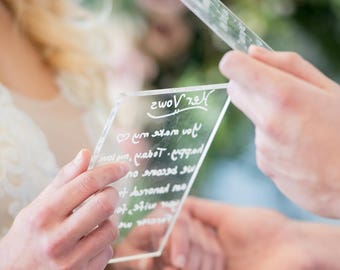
[88,0,340,223]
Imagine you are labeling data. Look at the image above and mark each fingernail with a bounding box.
[219,53,229,73]
[73,150,84,165]
[174,254,186,268]
[249,45,270,55]
[118,162,129,175]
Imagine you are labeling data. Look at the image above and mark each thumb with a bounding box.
[43,149,91,193]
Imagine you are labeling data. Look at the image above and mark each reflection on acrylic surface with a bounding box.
[90,84,230,263]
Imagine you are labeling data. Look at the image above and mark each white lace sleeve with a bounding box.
[0,84,59,237]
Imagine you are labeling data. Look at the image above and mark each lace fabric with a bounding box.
[0,73,140,238]
[0,84,59,237]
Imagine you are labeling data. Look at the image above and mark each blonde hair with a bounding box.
[3,0,120,107]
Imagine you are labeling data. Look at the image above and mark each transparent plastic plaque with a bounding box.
[180,0,272,52]
[89,84,230,263]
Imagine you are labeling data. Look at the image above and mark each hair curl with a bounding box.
[2,0,120,107]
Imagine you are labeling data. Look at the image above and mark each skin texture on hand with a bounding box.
[0,149,128,270]
[184,197,340,270]
[110,204,224,270]
[109,197,340,270]
[219,46,340,218]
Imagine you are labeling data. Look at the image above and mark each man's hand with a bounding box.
[185,197,340,270]
[219,46,340,218]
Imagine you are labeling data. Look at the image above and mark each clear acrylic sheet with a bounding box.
[89,84,230,263]
[180,0,272,52]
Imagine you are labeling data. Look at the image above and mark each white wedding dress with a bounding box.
[0,82,107,237]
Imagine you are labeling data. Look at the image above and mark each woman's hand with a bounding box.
[219,46,340,218]
[0,149,128,270]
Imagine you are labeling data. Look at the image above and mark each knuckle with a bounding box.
[256,152,273,178]
[104,163,127,181]
[28,205,52,231]
[259,114,288,143]
[106,187,119,205]
[260,116,279,138]
[176,212,189,226]
[274,86,294,109]
[43,234,67,259]
[106,220,119,241]
[57,165,68,178]
[94,192,116,217]
[101,220,119,242]
[79,174,99,195]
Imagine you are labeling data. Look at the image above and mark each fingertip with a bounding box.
[73,149,91,166]
[219,50,247,77]
[248,45,271,56]
[218,51,232,76]
[52,149,91,188]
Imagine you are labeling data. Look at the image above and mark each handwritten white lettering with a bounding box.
[142,166,178,177]
[128,201,157,215]
[119,188,129,198]
[129,184,170,197]
[118,222,133,229]
[126,170,139,178]
[147,90,215,119]
[137,214,173,226]
[151,128,179,138]
[161,200,180,213]
[132,132,150,144]
[115,203,128,215]
[172,183,187,192]
[180,165,196,175]
[170,144,204,161]
[98,153,130,164]
[182,122,202,138]
[134,147,167,166]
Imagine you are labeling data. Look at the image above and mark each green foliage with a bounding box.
[98,0,340,192]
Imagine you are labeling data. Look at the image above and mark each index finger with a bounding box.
[219,50,321,101]
[53,162,129,217]
[219,50,325,130]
